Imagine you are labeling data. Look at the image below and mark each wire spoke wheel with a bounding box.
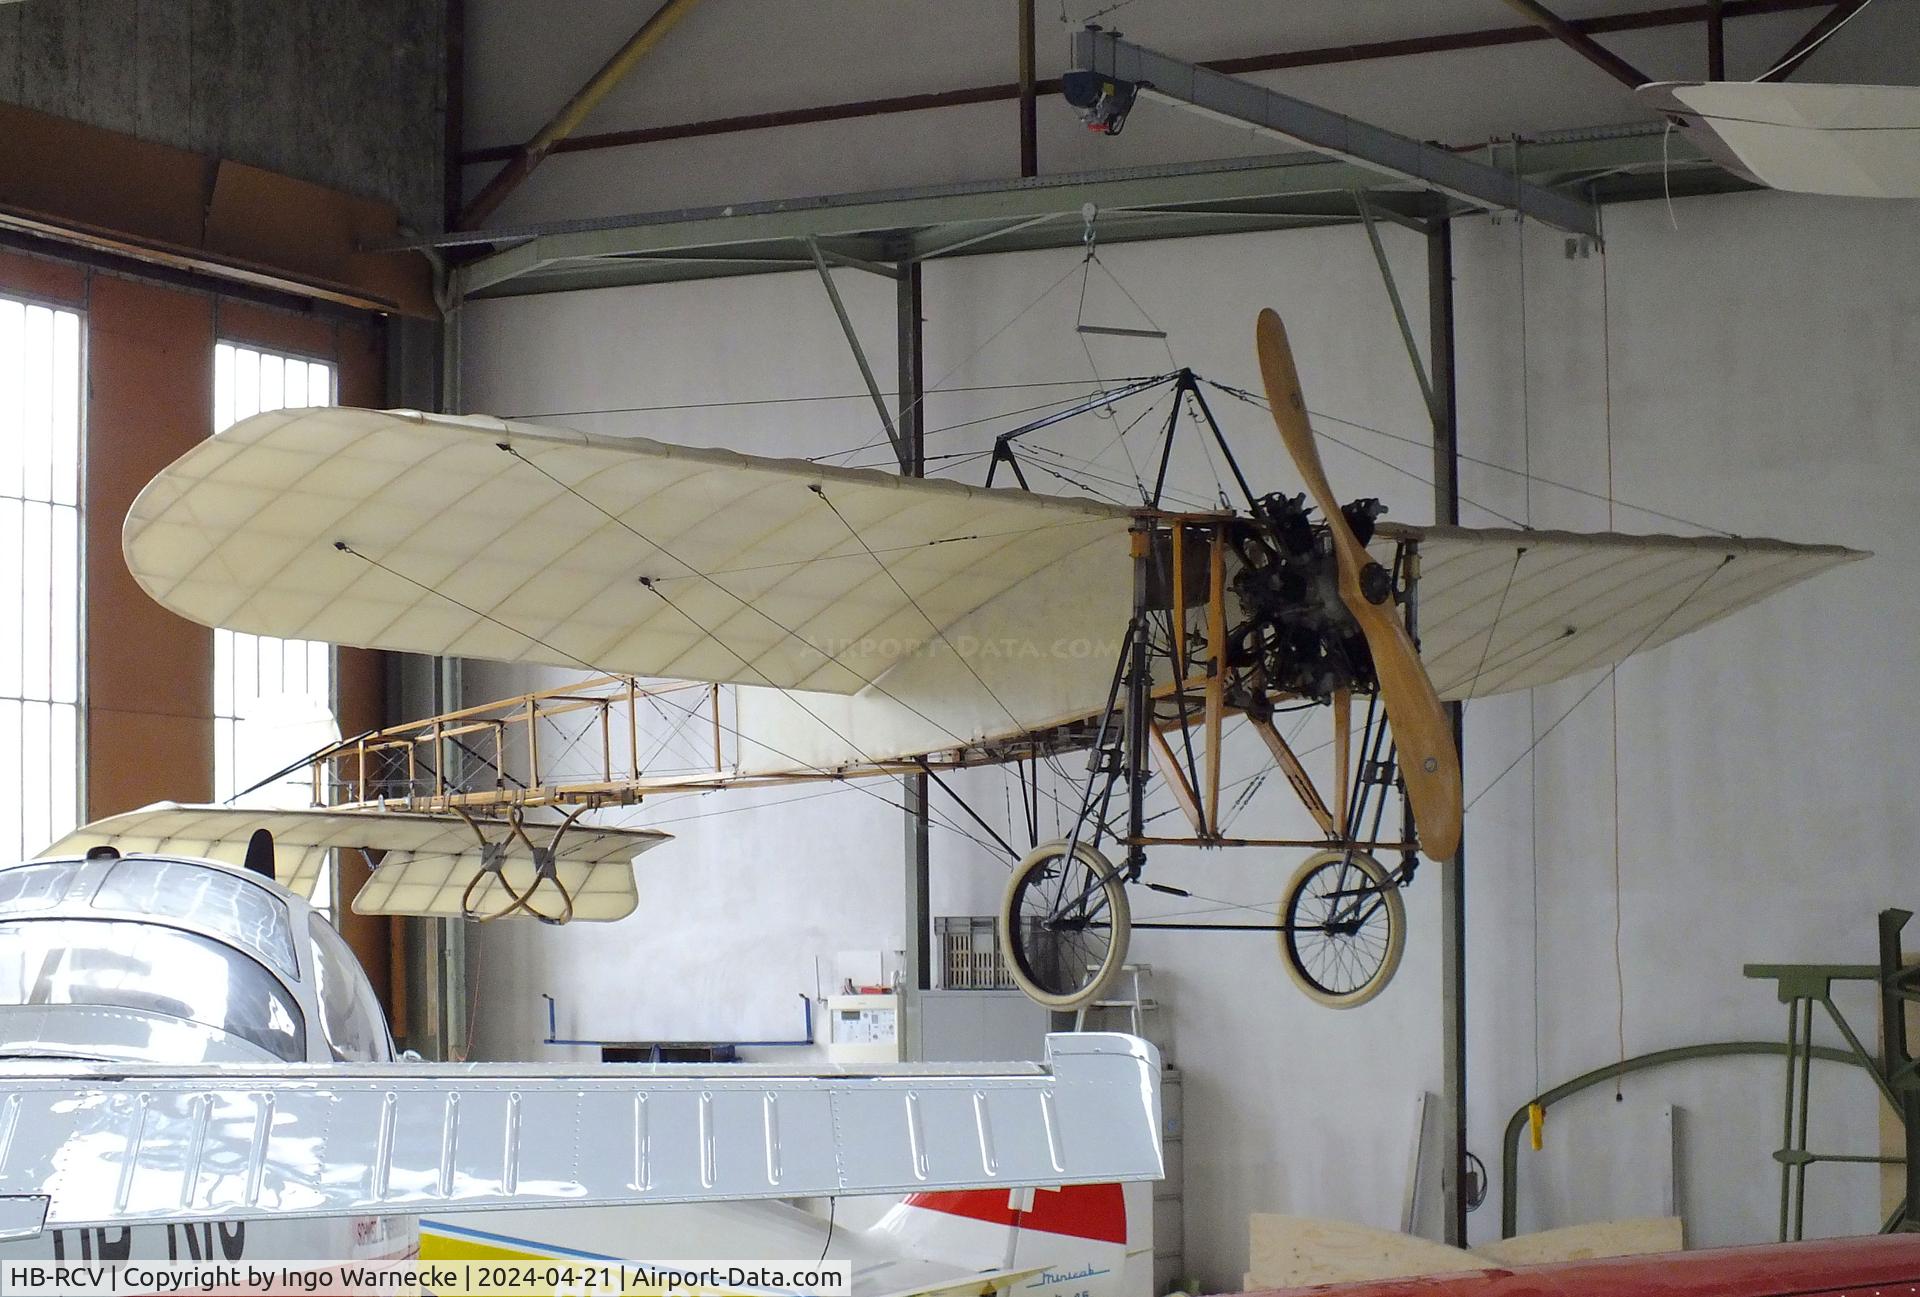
[998,838,1131,1010]
[1278,848,1405,1009]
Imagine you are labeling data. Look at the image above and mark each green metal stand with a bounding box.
[1500,1040,1870,1239]
[1743,959,1906,1240]
[1878,908,1920,1232]
[1501,909,1917,1241]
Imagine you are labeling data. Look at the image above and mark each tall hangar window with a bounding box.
[211,343,337,806]
[0,295,82,863]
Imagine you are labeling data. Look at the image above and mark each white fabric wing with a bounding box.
[1406,526,1864,701]
[124,407,1134,696]
[1642,81,1920,199]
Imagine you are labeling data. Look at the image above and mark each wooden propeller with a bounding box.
[1254,308,1462,860]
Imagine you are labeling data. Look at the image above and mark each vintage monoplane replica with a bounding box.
[60,311,1861,1010]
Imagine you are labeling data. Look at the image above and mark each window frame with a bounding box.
[209,339,339,826]
[0,287,86,862]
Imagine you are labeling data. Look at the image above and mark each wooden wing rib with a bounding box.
[124,407,1136,696]
[1400,526,1866,701]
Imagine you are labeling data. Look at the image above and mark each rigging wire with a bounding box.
[1031,387,1166,498]
[818,257,1096,467]
[818,387,1135,467]
[1461,555,1733,817]
[642,516,1114,583]
[507,378,1153,422]
[1202,381,1530,527]
[1462,551,1524,703]
[1180,383,1235,509]
[483,441,1115,862]
[630,783,852,828]
[330,539,1003,860]
[496,442,1016,753]
[1202,378,1738,536]
[1520,211,1543,1099]
[1301,406,1734,536]
[1600,212,1628,1096]
[812,486,1028,736]
[827,373,1181,472]
[1019,441,1218,511]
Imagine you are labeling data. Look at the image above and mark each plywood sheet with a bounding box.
[1472,1216,1683,1266]
[1246,1215,1488,1288]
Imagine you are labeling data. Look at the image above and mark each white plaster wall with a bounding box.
[457,188,1919,1284]
[1452,191,1920,1250]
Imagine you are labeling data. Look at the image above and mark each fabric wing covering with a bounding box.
[37,803,667,921]
[125,407,1136,697]
[1638,81,1920,199]
[1406,526,1864,701]
[124,407,1862,774]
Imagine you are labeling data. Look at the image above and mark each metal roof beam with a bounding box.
[459,0,706,229]
[1073,28,1600,237]
[444,133,1720,298]
[1757,0,1874,81]
[1494,0,1654,87]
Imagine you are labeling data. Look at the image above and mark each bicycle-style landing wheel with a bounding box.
[998,838,1132,1010]
[1279,848,1405,1009]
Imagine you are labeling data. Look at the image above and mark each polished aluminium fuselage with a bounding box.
[0,851,412,1262]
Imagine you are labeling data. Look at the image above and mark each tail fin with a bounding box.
[868,1183,1149,1297]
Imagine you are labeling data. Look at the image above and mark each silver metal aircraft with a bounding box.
[0,844,1163,1297]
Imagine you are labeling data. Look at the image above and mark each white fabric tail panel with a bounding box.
[123,407,1134,696]
[0,1034,1163,1237]
[349,852,638,922]
[38,803,666,919]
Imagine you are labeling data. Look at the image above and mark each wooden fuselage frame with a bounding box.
[307,514,1419,858]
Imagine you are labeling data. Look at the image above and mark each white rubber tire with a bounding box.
[998,838,1132,1011]
[1279,848,1405,1009]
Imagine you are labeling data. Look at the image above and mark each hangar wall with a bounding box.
[440,0,1920,1284]
[0,0,448,230]
[0,246,389,820]
[458,186,1918,1281]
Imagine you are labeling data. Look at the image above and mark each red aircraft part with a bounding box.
[1242,1232,1920,1297]
[903,1183,1128,1244]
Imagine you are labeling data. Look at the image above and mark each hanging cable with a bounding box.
[1520,210,1543,1100]
[1751,0,1878,80]
[1599,213,1628,1097]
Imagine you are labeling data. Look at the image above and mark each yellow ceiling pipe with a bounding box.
[459,0,707,230]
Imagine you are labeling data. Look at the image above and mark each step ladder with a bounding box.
[1075,962,1159,1037]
